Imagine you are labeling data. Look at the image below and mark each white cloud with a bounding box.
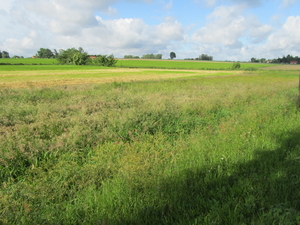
[265,16,300,54]
[49,16,184,57]
[0,0,298,60]
[192,5,248,48]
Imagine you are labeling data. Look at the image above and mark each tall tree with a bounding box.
[57,47,90,65]
[2,51,10,58]
[0,51,2,58]
[36,48,54,58]
[170,52,176,59]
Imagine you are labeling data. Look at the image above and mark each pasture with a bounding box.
[0,60,300,224]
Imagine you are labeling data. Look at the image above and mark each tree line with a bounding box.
[251,55,300,64]
[35,47,117,67]
[124,54,163,59]
[184,54,213,61]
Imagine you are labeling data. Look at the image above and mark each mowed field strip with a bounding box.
[0,68,243,88]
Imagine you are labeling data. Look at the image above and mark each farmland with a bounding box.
[1,59,300,224]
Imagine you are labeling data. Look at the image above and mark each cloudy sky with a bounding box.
[0,0,299,61]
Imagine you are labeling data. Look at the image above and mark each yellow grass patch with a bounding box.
[0,68,242,88]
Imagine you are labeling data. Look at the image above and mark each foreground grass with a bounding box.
[1,71,300,224]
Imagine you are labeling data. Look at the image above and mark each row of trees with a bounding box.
[0,51,10,58]
[124,53,172,59]
[124,55,140,59]
[272,55,299,64]
[251,55,299,64]
[184,54,213,61]
[141,53,162,59]
[34,47,117,66]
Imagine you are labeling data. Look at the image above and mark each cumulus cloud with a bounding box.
[265,16,300,54]
[192,5,248,48]
[0,0,298,60]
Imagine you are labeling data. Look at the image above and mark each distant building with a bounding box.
[89,55,96,59]
[32,56,37,58]
[290,61,298,64]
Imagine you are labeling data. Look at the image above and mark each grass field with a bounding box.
[0,62,300,224]
[0,58,57,65]
[0,58,280,70]
[116,59,277,70]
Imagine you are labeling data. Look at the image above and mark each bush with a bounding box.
[57,47,90,65]
[232,62,241,69]
[92,54,118,67]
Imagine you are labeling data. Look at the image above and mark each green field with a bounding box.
[0,58,57,65]
[1,63,300,224]
[0,58,278,70]
[116,59,276,70]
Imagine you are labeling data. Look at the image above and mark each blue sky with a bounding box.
[0,0,299,61]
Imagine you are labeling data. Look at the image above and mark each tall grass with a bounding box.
[0,71,300,224]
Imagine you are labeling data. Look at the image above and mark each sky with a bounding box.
[0,0,300,61]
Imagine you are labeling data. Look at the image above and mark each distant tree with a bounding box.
[53,49,59,59]
[2,51,10,58]
[232,62,241,69]
[199,54,213,61]
[124,55,140,59]
[155,54,162,59]
[72,52,90,65]
[0,51,2,58]
[36,48,54,58]
[260,58,266,63]
[92,54,118,67]
[142,53,162,59]
[170,52,176,59]
[250,57,259,63]
[57,47,90,65]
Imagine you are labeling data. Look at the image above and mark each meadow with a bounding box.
[116,59,276,70]
[0,60,300,224]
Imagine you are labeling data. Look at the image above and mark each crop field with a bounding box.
[0,58,57,65]
[1,61,300,224]
[116,59,276,70]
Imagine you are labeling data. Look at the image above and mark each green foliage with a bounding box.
[1,51,10,58]
[56,47,90,65]
[170,52,176,59]
[124,55,140,59]
[92,54,118,67]
[0,72,300,224]
[199,53,213,61]
[36,48,55,58]
[142,53,162,59]
[232,61,241,69]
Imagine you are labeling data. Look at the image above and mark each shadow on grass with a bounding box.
[125,129,300,224]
